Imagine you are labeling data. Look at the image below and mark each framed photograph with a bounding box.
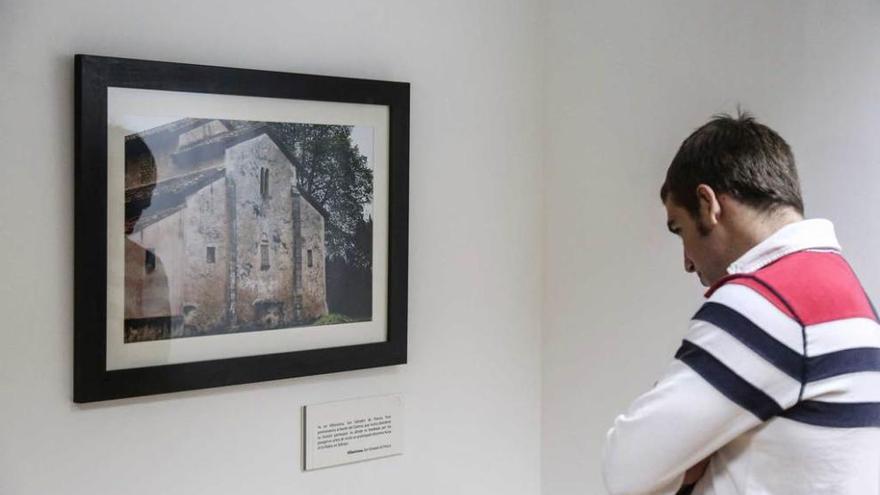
[74,55,409,402]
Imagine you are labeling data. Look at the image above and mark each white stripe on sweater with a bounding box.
[685,321,801,408]
[801,371,880,403]
[806,317,880,356]
[710,283,803,353]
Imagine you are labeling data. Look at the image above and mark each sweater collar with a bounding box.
[725,218,841,275]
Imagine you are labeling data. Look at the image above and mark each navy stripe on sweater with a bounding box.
[783,400,880,428]
[676,340,783,421]
[693,302,803,381]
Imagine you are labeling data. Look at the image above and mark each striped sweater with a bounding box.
[603,219,880,495]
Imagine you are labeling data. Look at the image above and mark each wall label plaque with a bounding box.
[304,394,403,470]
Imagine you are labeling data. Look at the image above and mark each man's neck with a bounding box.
[724,205,804,267]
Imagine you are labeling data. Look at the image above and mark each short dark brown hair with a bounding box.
[660,111,804,217]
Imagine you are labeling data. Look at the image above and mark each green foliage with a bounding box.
[312,313,354,325]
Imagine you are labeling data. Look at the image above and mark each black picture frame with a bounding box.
[74,54,409,403]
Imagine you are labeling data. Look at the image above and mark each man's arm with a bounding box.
[682,458,710,486]
[602,359,767,494]
[675,458,711,495]
[602,283,804,495]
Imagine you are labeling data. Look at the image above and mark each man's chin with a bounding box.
[698,273,710,287]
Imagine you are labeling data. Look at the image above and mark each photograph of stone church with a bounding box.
[123,117,374,342]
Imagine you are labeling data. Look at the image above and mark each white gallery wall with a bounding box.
[0,1,543,494]
[4,1,880,494]
[542,1,880,493]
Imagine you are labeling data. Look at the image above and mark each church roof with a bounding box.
[124,118,211,142]
[126,166,225,233]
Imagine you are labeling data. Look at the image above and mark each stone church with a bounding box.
[124,118,328,341]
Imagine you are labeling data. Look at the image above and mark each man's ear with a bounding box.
[695,184,721,227]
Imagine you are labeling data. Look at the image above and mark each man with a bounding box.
[602,113,880,494]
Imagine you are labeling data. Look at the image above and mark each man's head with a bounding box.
[661,112,805,286]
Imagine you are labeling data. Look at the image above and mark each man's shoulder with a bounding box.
[709,250,876,326]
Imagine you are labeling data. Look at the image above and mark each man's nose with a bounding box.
[684,253,696,273]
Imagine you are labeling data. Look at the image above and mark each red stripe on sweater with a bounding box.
[709,251,875,325]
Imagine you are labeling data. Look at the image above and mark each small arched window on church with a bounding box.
[260,235,270,271]
[145,248,156,274]
[259,167,269,199]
